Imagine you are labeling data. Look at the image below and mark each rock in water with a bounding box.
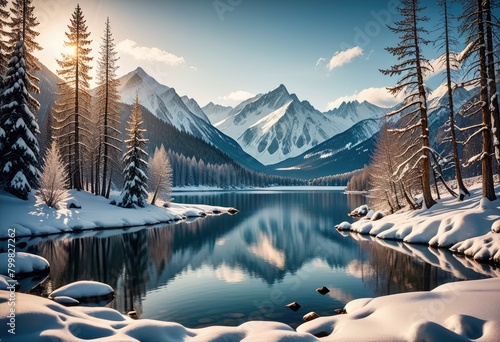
[286,302,301,312]
[316,286,330,295]
[303,312,320,322]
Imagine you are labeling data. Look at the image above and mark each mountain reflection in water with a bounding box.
[12,190,497,328]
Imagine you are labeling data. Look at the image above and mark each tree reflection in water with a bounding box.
[20,190,498,327]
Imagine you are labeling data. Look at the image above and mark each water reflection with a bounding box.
[11,190,499,328]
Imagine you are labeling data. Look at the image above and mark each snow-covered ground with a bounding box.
[340,182,500,263]
[0,189,236,238]
[1,277,500,341]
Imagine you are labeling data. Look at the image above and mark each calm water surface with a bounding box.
[12,189,499,329]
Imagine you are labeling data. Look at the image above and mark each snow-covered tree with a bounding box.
[117,95,148,208]
[380,0,436,209]
[95,17,121,198]
[7,0,41,102]
[483,0,500,178]
[0,40,40,199]
[0,0,9,75]
[435,0,470,200]
[458,0,497,201]
[148,144,172,205]
[53,4,93,191]
[38,140,69,208]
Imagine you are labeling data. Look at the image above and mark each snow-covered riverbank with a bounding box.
[0,189,236,239]
[339,182,500,263]
[1,277,500,341]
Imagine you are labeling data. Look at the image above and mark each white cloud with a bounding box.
[315,57,326,68]
[116,39,185,66]
[327,46,364,71]
[218,90,256,103]
[326,87,404,110]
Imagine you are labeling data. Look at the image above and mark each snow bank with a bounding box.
[0,252,49,275]
[49,280,114,301]
[2,278,500,341]
[0,189,235,238]
[342,183,500,261]
[298,277,500,341]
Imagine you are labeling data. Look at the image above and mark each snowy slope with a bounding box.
[117,67,265,171]
[202,102,233,125]
[324,100,387,127]
[181,95,211,123]
[271,118,383,178]
[214,85,384,165]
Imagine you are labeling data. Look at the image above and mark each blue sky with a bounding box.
[35,0,461,111]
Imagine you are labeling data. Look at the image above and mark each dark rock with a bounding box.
[316,286,330,295]
[303,311,320,322]
[334,308,347,314]
[228,208,239,215]
[67,199,82,209]
[128,310,139,319]
[286,301,301,312]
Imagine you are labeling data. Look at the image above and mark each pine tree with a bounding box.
[38,139,69,208]
[53,4,93,191]
[380,0,436,209]
[0,40,41,199]
[7,0,41,101]
[436,0,470,200]
[96,17,121,197]
[458,0,496,200]
[483,0,500,179]
[148,144,172,205]
[0,0,9,75]
[117,95,148,208]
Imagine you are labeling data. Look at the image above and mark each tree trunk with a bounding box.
[443,0,469,198]
[484,0,500,180]
[477,0,497,201]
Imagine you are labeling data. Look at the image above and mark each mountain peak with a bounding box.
[272,84,289,95]
[134,66,147,75]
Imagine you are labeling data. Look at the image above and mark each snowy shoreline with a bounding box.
[0,189,237,239]
[337,182,500,263]
[1,277,500,341]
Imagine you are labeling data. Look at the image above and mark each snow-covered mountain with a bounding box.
[117,67,265,171]
[211,85,386,165]
[325,100,387,126]
[180,95,211,123]
[271,118,383,178]
[202,102,233,125]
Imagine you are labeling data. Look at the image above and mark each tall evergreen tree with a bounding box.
[96,17,121,197]
[458,0,496,200]
[379,0,436,209]
[8,0,41,100]
[483,0,500,178]
[53,4,93,191]
[0,0,9,75]
[0,40,40,199]
[436,0,470,200]
[117,95,148,208]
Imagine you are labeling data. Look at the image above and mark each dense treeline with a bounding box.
[368,0,499,213]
